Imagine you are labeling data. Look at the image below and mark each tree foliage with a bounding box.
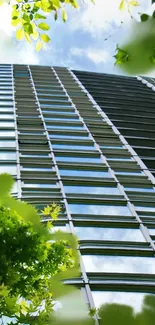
[115,0,155,74]
[0,0,94,50]
[0,173,79,324]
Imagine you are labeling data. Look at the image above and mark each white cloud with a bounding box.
[70,47,111,64]
[0,3,39,64]
[69,0,151,38]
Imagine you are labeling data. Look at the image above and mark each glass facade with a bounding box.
[2,64,155,322]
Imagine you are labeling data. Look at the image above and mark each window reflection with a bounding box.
[0,131,15,137]
[53,144,95,151]
[64,186,120,195]
[56,156,101,163]
[136,206,155,212]
[60,169,111,178]
[92,291,155,313]
[75,227,145,241]
[0,122,14,127]
[0,152,16,160]
[0,165,17,175]
[69,204,132,216]
[0,141,16,148]
[83,255,155,274]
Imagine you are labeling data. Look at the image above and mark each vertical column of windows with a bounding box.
[52,67,155,314]
[0,65,18,196]
[13,65,64,219]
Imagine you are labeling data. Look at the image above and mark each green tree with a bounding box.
[114,0,155,74]
[0,173,80,324]
[0,0,94,50]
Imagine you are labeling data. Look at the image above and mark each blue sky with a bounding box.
[0,0,152,74]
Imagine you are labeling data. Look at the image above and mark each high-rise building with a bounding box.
[2,64,155,320]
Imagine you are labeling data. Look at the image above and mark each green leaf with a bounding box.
[38,22,50,30]
[119,0,126,11]
[23,22,33,35]
[0,0,4,5]
[31,30,39,40]
[140,13,150,22]
[62,8,67,22]
[11,17,21,27]
[34,13,46,20]
[16,28,24,40]
[36,40,42,51]
[23,13,30,22]
[129,0,139,5]
[54,11,58,20]
[41,33,51,43]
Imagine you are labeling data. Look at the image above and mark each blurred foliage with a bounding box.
[116,1,155,74]
[0,173,80,324]
[0,0,95,50]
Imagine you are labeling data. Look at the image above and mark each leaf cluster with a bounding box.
[0,173,79,324]
[3,0,95,50]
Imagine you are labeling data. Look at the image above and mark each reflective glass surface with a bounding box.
[64,186,120,195]
[56,156,101,163]
[75,227,145,241]
[0,152,16,160]
[60,169,111,178]
[0,165,17,175]
[83,255,155,273]
[0,131,15,137]
[0,141,16,148]
[69,204,132,216]
[92,291,155,313]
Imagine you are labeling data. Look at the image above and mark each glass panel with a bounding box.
[0,152,16,160]
[64,186,120,195]
[47,125,84,130]
[0,141,16,148]
[0,107,13,112]
[75,227,145,241]
[116,171,143,175]
[0,131,15,137]
[92,291,155,313]
[53,144,95,151]
[60,169,111,178]
[23,167,53,172]
[23,183,58,188]
[83,255,155,273]
[136,206,155,212]
[0,122,14,127]
[56,156,101,163]
[50,135,89,140]
[0,114,14,119]
[125,187,155,192]
[45,117,79,121]
[0,165,17,175]
[108,158,133,161]
[69,204,132,216]
[148,228,155,235]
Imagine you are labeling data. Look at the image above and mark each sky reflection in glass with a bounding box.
[69,204,132,216]
[75,227,145,241]
[92,291,155,313]
[83,255,155,274]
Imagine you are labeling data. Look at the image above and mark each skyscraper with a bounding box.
[2,64,155,320]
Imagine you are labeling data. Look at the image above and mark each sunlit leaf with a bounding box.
[16,28,24,40]
[62,8,67,22]
[11,17,21,27]
[38,22,50,30]
[129,0,139,5]
[41,33,51,42]
[36,40,42,51]
[119,0,126,11]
